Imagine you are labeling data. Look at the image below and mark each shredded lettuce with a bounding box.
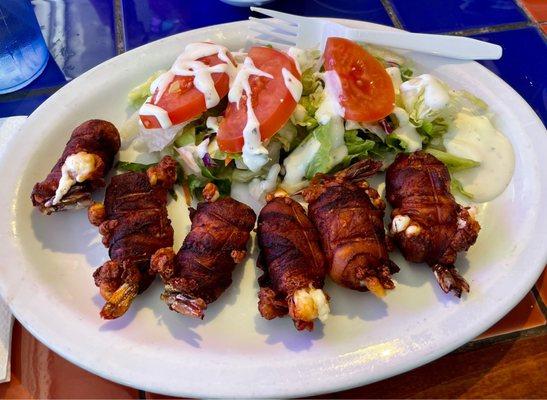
[389,107,423,152]
[232,168,263,183]
[173,123,197,147]
[305,117,348,179]
[450,89,489,115]
[425,148,480,171]
[288,47,321,74]
[402,75,451,126]
[385,134,407,151]
[293,103,319,131]
[293,73,323,132]
[416,117,449,144]
[127,70,165,108]
[301,69,321,96]
[274,122,298,151]
[340,130,376,167]
[400,65,413,82]
[186,161,232,199]
[451,178,474,199]
[116,161,155,173]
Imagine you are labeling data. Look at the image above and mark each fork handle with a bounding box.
[345,29,502,60]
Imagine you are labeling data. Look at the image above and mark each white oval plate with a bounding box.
[0,19,546,398]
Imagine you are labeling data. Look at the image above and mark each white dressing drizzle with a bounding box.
[282,67,303,102]
[287,47,304,75]
[315,70,345,125]
[444,112,514,202]
[139,42,237,129]
[391,107,422,152]
[249,163,281,201]
[150,71,175,105]
[176,138,210,176]
[139,99,173,129]
[228,57,273,172]
[206,116,220,133]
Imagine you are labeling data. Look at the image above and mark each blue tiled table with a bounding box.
[1,0,545,123]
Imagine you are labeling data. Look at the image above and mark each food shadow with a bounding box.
[149,247,250,348]
[30,208,106,266]
[253,313,325,352]
[326,280,388,321]
[389,252,431,289]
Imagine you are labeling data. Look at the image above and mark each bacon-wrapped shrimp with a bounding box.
[385,151,480,297]
[31,119,120,214]
[257,191,329,331]
[151,183,256,319]
[88,156,177,319]
[302,160,399,297]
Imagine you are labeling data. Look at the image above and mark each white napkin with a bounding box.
[0,115,27,383]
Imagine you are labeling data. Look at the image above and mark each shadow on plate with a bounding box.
[31,208,98,253]
[30,191,108,268]
[327,282,389,321]
[253,313,325,352]
[148,251,249,348]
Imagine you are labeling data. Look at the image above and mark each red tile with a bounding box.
[536,267,547,304]
[0,322,139,399]
[477,292,546,340]
[541,23,547,34]
[520,0,547,22]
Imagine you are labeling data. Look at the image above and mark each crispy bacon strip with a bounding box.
[151,184,256,319]
[302,160,399,297]
[31,119,120,214]
[257,192,329,331]
[89,156,177,319]
[385,151,480,297]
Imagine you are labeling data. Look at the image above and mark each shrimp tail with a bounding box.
[100,282,139,319]
[432,264,470,298]
[160,288,207,319]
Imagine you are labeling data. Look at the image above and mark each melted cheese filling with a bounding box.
[293,287,330,323]
[50,152,97,206]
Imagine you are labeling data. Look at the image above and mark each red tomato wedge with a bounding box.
[323,37,395,122]
[140,53,235,129]
[217,47,300,153]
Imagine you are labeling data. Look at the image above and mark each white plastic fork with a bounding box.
[250,7,502,60]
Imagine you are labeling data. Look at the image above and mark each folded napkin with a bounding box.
[0,115,27,383]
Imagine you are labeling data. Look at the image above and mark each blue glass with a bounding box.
[474,27,546,124]
[0,0,49,94]
[16,54,67,93]
[122,0,392,50]
[389,0,528,33]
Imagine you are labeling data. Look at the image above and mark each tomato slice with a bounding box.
[217,47,300,153]
[140,53,234,129]
[323,37,395,122]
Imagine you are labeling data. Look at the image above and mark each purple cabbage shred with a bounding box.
[203,153,216,168]
[379,118,394,134]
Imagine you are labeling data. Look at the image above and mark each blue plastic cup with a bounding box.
[0,0,49,94]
